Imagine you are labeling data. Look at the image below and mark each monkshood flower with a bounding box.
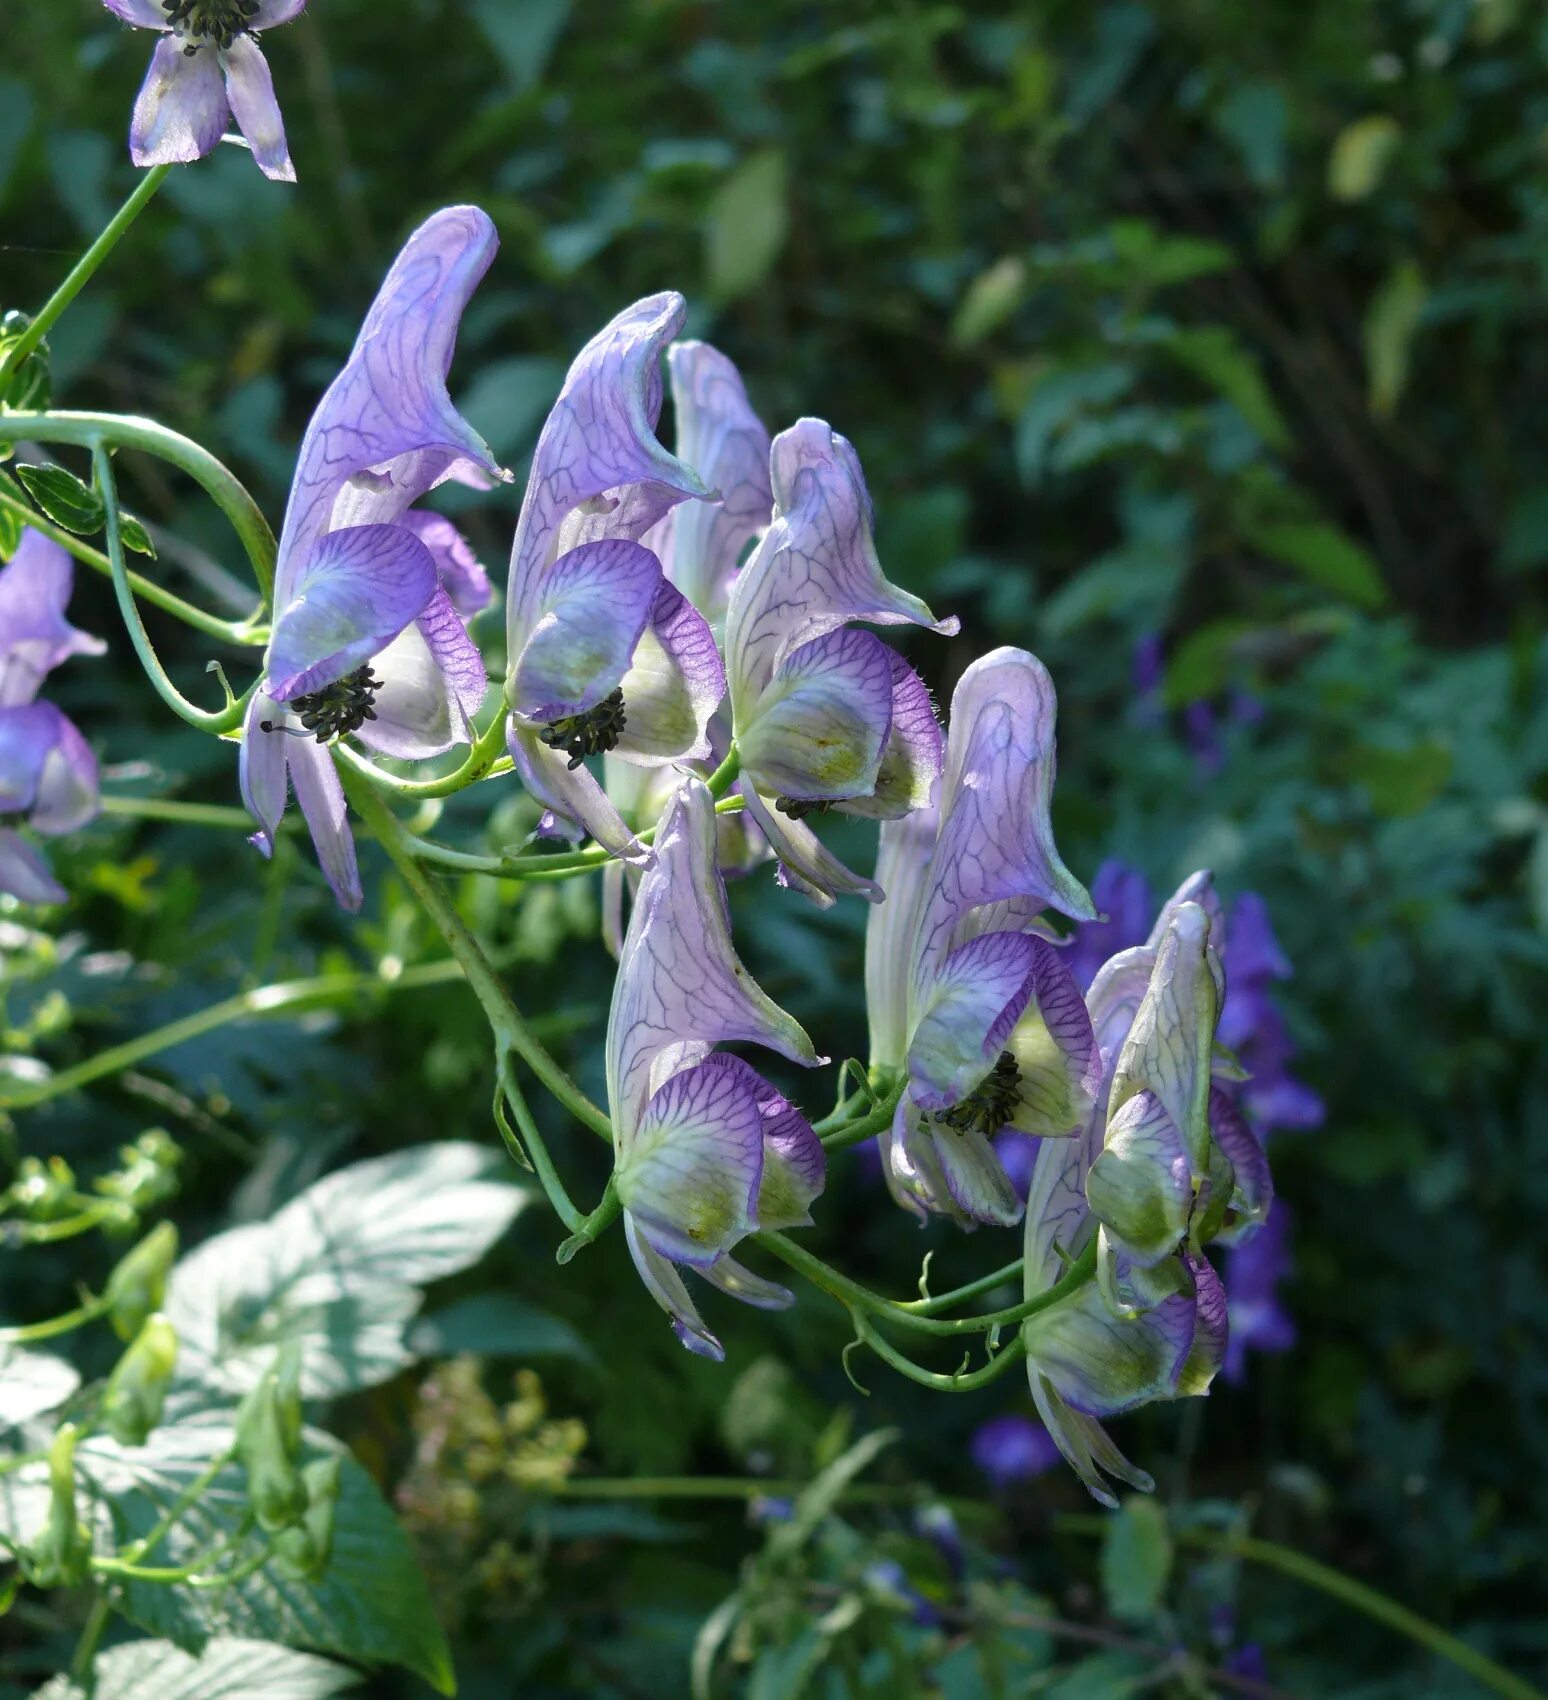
[0,533,103,903]
[606,779,825,1359]
[865,648,1098,1227]
[722,419,957,904]
[104,1,303,181]
[241,206,499,910]
[502,296,726,862]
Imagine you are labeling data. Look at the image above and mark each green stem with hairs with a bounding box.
[0,412,277,599]
[100,794,264,832]
[0,474,262,643]
[0,165,172,391]
[820,1084,902,1151]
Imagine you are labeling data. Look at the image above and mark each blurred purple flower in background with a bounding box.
[1222,1200,1297,1383]
[970,1413,1061,1490]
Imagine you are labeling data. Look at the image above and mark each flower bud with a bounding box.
[23,1424,92,1589]
[234,1342,306,1533]
[272,1455,342,1582]
[101,1314,178,1447]
[102,1222,178,1343]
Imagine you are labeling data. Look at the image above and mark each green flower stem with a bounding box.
[556,1175,622,1264]
[1,1201,124,1246]
[0,474,263,644]
[0,412,277,599]
[900,1256,1025,1315]
[96,444,254,734]
[706,746,742,798]
[495,1051,586,1232]
[819,1084,903,1151]
[0,165,172,391]
[755,1231,1096,1339]
[100,794,265,832]
[850,1311,1029,1393]
[122,1448,236,1568]
[336,708,511,802]
[347,773,612,1142]
[546,1475,926,1507]
[69,1595,113,1687]
[0,1296,110,1345]
[1053,1517,1545,1700]
[0,960,468,1113]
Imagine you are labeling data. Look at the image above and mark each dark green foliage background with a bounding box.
[3,1,1546,1694]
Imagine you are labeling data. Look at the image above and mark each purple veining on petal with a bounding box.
[401,509,492,618]
[220,36,293,182]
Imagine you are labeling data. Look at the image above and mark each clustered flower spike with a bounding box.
[103,0,305,182]
[0,532,104,903]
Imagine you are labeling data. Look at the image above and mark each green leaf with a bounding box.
[1246,519,1387,609]
[1364,260,1427,418]
[1164,327,1290,449]
[407,1294,595,1365]
[1016,362,1137,484]
[119,511,158,559]
[1046,1649,1150,1699]
[747,1624,827,1700]
[705,150,789,304]
[4,1428,454,1695]
[1162,618,1261,707]
[31,1637,359,1700]
[468,0,571,92]
[0,1350,79,1429]
[1100,1496,1172,1621]
[771,1428,897,1558]
[165,1143,532,1399]
[14,464,103,536]
[1344,737,1453,817]
[951,257,1028,346]
[1327,114,1402,202]
[458,355,565,462]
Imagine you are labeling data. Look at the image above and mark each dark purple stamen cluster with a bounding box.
[538,687,627,770]
[164,0,260,52]
[774,796,834,821]
[932,1050,1022,1137]
[283,665,381,743]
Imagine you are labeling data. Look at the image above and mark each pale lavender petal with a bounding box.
[130,35,230,167]
[1086,1090,1192,1268]
[251,0,307,24]
[740,785,882,908]
[0,829,67,904]
[1205,1087,1274,1242]
[1022,1107,1102,1295]
[0,531,105,707]
[907,929,1038,1112]
[618,1057,765,1267]
[1146,869,1222,949]
[267,523,437,700]
[288,736,361,911]
[28,713,98,836]
[933,1124,1024,1227]
[1178,1252,1228,1396]
[739,626,895,802]
[240,690,288,857]
[645,340,772,621]
[102,0,168,24]
[506,721,644,862]
[606,779,819,1141]
[353,589,483,760]
[612,581,724,765]
[624,1214,723,1361]
[401,510,491,617]
[507,293,710,645]
[864,805,939,1069]
[1084,945,1157,1069]
[879,1097,955,1223]
[1023,1277,1195,1418]
[220,37,293,182]
[277,207,499,607]
[838,654,941,821]
[1006,938,1100,1137]
[509,538,660,722]
[699,1256,794,1310]
[724,419,956,715]
[1029,1374,1153,1510]
[726,1055,825,1228]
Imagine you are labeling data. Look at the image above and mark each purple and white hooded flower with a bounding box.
[865,648,1099,1228]
[502,296,727,864]
[241,206,499,910]
[722,420,957,905]
[0,533,104,903]
[607,779,826,1360]
[103,1,304,182]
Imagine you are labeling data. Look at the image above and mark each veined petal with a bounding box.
[0,703,82,825]
[130,36,229,167]
[880,1097,954,1224]
[839,654,941,821]
[624,1214,723,1361]
[0,829,67,904]
[1029,1374,1153,1510]
[220,37,293,182]
[907,929,1038,1112]
[267,523,438,700]
[1086,1089,1192,1269]
[240,691,288,856]
[1146,869,1222,949]
[1006,939,1100,1138]
[864,805,938,1070]
[401,510,491,617]
[739,626,895,802]
[506,720,645,863]
[606,779,819,1141]
[724,419,956,714]
[1204,1086,1274,1244]
[1085,945,1157,1070]
[917,650,1093,991]
[28,712,98,836]
[1109,902,1220,1177]
[1023,1109,1102,1295]
[353,589,483,761]
[287,736,361,911]
[618,1057,765,1267]
[612,581,724,765]
[102,0,168,24]
[1022,1276,1195,1419]
[0,531,105,707]
[645,341,773,622]
[700,1256,794,1310]
[740,785,882,908]
[507,293,709,646]
[1178,1252,1228,1396]
[933,1123,1024,1227]
[509,538,660,722]
[277,206,499,606]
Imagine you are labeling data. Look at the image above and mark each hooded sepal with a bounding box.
[1086,1089,1193,1270]
[0,531,106,708]
[1021,1272,1196,1419]
[1202,1086,1274,1246]
[1005,938,1100,1137]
